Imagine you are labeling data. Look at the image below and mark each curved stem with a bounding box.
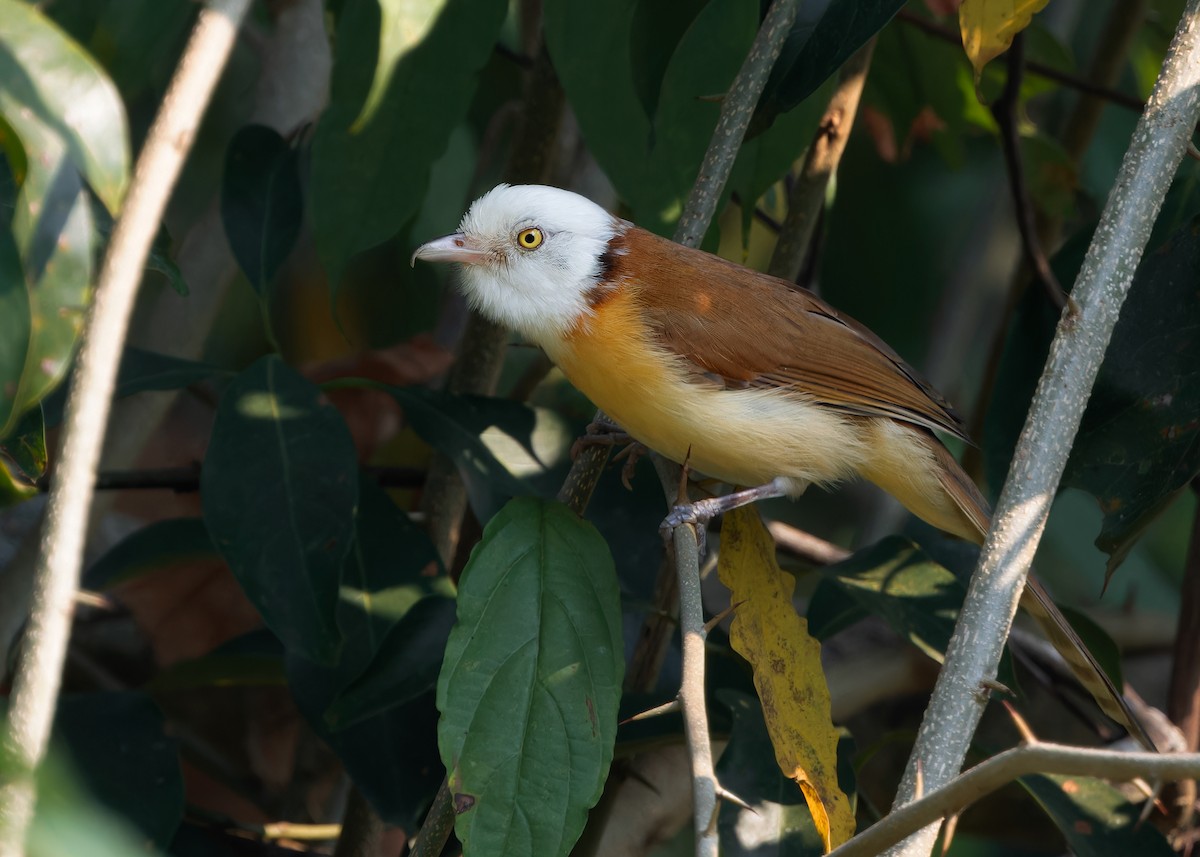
[0,2,252,853]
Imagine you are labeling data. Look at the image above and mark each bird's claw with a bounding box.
[660,501,716,557]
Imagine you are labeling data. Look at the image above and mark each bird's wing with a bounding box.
[616,227,969,442]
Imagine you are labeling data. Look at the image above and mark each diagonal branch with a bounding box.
[0,2,253,853]
[832,743,1200,857]
[886,3,1200,855]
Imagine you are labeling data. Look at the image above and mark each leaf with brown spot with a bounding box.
[718,506,855,851]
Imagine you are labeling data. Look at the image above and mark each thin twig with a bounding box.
[895,9,1145,113]
[673,0,799,249]
[991,34,1068,310]
[59,464,425,493]
[769,39,876,283]
[411,778,454,857]
[832,743,1200,857]
[0,2,252,854]
[1167,485,1200,829]
[887,5,1200,854]
[765,520,850,566]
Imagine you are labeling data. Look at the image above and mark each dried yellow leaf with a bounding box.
[959,0,1052,80]
[717,507,855,852]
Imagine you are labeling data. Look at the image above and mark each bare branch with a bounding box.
[0,2,253,853]
[888,3,1200,854]
[769,40,876,283]
[834,743,1200,857]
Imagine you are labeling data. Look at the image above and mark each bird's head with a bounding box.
[412,184,623,343]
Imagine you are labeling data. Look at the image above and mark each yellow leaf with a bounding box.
[717,507,855,852]
[959,0,1052,80]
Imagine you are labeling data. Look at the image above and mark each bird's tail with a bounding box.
[925,433,1157,751]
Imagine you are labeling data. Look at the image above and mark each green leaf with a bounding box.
[986,211,1200,577]
[286,481,452,827]
[1019,774,1173,856]
[437,497,623,857]
[753,0,907,136]
[0,96,94,439]
[334,478,449,669]
[0,0,129,212]
[1065,218,1200,577]
[0,203,30,440]
[83,518,219,590]
[326,594,456,729]
[311,0,506,286]
[221,124,303,294]
[716,691,856,857]
[382,385,536,520]
[821,536,964,663]
[150,630,286,691]
[202,356,358,663]
[1,405,46,481]
[351,0,447,132]
[54,692,184,849]
[546,0,756,234]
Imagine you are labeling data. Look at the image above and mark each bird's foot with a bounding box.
[569,418,631,460]
[660,478,792,556]
[612,441,648,490]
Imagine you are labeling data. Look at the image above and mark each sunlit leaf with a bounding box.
[311,0,505,287]
[959,0,1052,80]
[438,498,623,857]
[0,0,130,212]
[718,506,855,851]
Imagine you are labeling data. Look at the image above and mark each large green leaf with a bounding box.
[1020,774,1173,856]
[55,692,184,849]
[546,0,756,235]
[311,0,505,286]
[220,124,303,294]
[286,482,451,828]
[0,0,129,212]
[202,356,358,663]
[753,0,907,135]
[437,497,623,857]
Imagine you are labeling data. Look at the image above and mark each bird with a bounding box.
[413,182,1152,749]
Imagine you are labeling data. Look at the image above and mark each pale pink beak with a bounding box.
[410,233,488,267]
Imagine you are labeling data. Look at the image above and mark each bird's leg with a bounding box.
[612,441,648,490]
[661,477,791,553]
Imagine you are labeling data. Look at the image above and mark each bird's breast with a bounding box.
[542,286,870,490]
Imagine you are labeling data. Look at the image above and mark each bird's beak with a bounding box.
[410,233,488,267]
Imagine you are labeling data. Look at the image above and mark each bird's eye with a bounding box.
[516,227,544,250]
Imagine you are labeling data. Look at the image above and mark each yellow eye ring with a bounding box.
[517,227,544,250]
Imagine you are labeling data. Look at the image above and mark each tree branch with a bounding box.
[769,39,876,283]
[887,3,1200,854]
[833,743,1200,857]
[0,2,252,853]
